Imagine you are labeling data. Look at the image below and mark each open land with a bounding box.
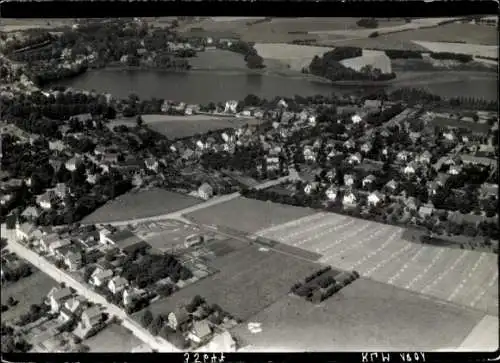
[189,49,247,70]
[0,19,75,32]
[185,197,318,234]
[85,323,143,352]
[232,278,486,351]
[254,43,334,71]
[257,211,499,316]
[0,270,58,323]
[82,188,202,224]
[127,114,263,139]
[134,239,325,322]
[458,314,499,352]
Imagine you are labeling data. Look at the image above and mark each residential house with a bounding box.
[48,238,72,256]
[168,308,191,331]
[16,222,43,241]
[224,100,238,114]
[362,174,376,188]
[448,164,462,175]
[442,131,455,141]
[21,206,41,221]
[182,148,195,160]
[59,296,86,322]
[404,197,418,211]
[325,186,337,201]
[303,146,316,163]
[47,286,73,313]
[364,99,382,110]
[122,287,147,306]
[277,99,288,108]
[49,140,66,152]
[360,142,372,154]
[343,139,356,150]
[144,158,159,173]
[64,250,82,271]
[384,179,399,193]
[403,163,417,175]
[78,306,103,337]
[342,191,357,207]
[409,132,421,143]
[351,114,362,124]
[187,320,212,344]
[308,115,317,126]
[325,170,336,183]
[397,151,411,162]
[198,183,214,200]
[304,182,319,195]
[36,190,58,209]
[418,204,434,218]
[347,152,362,165]
[344,174,355,187]
[266,155,280,171]
[108,276,129,295]
[415,150,432,164]
[93,146,107,156]
[86,172,98,185]
[436,173,450,186]
[90,268,113,287]
[201,331,237,352]
[54,183,68,199]
[38,233,60,252]
[65,156,83,171]
[367,191,384,206]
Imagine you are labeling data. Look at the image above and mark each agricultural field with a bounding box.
[0,19,75,32]
[254,43,333,71]
[458,314,499,351]
[82,188,202,224]
[232,278,486,351]
[431,117,491,134]
[135,114,262,139]
[413,40,497,59]
[189,49,247,70]
[85,323,143,352]
[1,270,58,323]
[185,197,318,234]
[134,239,322,322]
[257,212,499,316]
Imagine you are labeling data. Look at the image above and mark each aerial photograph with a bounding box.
[0,16,498,354]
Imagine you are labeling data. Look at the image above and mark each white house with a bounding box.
[47,287,73,313]
[385,179,399,192]
[304,182,318,195]
[448,165,462,175]
[362,174,376,188]
[360,142,372,154]
[368,191,384,206]
[403,164,416,175]
[443,131,455,141]
[108,276,129,295]
[344,174,355,187]
[416,151,432,164]
[224,100,239,114]
[343,139,356,150]
[351,114,362,124]
[325,170,336,183]
[342,192,357,206]
[90,268,113,287]
[277,99,288,109]
[187,320,212,344]
[196,140,208,150]
[348,153,362,165]
[36,190,58,210]
[325,186,337,201]
[397,151,411,162]
[65,156,83,172]
[303,146,316,162]
[198,183,214,200]
[308,115,317,125]
[144,158,159,173]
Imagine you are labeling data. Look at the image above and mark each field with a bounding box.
[257,212,499,316]
[189,49,247,70]
[134,239,323,322]
[254,43,333,71]
[128,219,205,253]
[185,197,318,234]
[85,323,143,352]
[458,315,499,351]
[82,188,202,224]
[232,278,485,351]
[431,117,491,134]
[0,19,75,32]
[413,41,497,59]
[133,114,262,139]
[0,270,58,323]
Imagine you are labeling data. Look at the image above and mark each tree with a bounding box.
[7,296,17,306]
[149,315,164,336]
[141,310,153,328]
[136,115,144,127]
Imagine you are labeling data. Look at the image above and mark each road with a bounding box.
[103,174,296,227]
[2,225,178,353]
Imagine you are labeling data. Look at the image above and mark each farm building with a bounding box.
[340,52,392,74]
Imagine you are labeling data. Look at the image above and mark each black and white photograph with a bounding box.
[0,13,498,357]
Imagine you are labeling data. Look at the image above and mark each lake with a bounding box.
[55,68,498,104]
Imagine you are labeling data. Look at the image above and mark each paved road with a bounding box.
[103,174,295,227]
[2,226,178,352]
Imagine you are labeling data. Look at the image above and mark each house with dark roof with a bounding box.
[21,206,41,221]
[47,287,73,313]
[36,190,58,209]
[187,320,212,344]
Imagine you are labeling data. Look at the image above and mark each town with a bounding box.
[1,16,498,353]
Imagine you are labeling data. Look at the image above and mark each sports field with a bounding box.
[257,212,498,315]
[232,278,485,351]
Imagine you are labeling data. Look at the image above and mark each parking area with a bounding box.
[258,213,498,315]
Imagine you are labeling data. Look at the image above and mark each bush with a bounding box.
[356,18,379,29]
[369,31,379,38]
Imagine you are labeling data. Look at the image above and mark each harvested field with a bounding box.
[232,278,485,351]
[82,188,202,224]
[257,211,499,315]
[0,19,75,32]
[254,43,333,71]
[318,36,429,51]
[136,114,262,139]
[85,323,143,352]
[134,241,322,322]
[0,270,58,323]
[189,49,247,70]
[431,117,491,134]
[458,315,499,351]
[413,41,497,59]
[185,197,318,234]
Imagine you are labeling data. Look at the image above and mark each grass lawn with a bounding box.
[138,114,262,139]
[134,241,322,322]
[0,270,58,323]
[82,188,203,224]
[231,278,485,351]
[85,323,143,352]
[186,197,318,234]
[189,49,247,70]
